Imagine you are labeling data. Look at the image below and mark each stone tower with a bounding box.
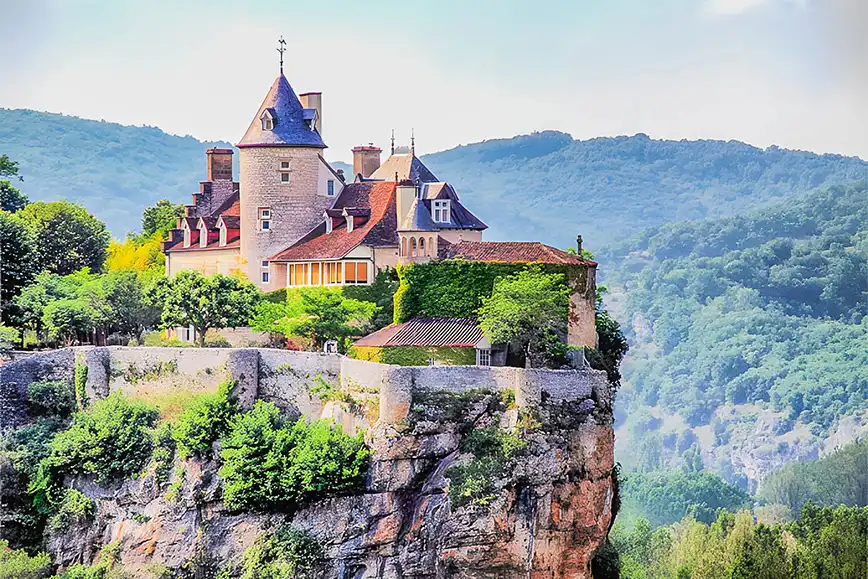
[237,73,333,289]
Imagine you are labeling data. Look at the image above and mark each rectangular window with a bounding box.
[343,262,369,285]
[432,200,451,223]
[261,261,270,284]
[324,262,343,284]
[259,207,271,231]
[261,271,270,283]
[476,348,491,367]
[262,260,269,267]
[327,180,335,196]
[289,263,310,286]
[310,262,321,285]
[280,160,290,170]
[280,172,290,183]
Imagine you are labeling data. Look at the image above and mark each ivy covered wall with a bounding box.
[352,345,477,366]
[394,260,570,323]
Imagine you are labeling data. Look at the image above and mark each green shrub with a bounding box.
[0,540,53,579]
[204,336,232,348]
[48,488,94,532]
[446,425,525,509]
[30,392,159,509]
[239,525,324,579]
[220,401,369,512]
[74,355,88,408]
[55,542,124,578]
[173,380,237,458]
[27,381,76,419]
[151,421,175,484]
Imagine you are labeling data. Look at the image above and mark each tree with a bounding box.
[253,287,377,351]
[0,154,22,180]
[0,181,28,212]
[140,199,185,239]
[105,236,164,272]
[0,211,36,325]
[18,201,110,275]
[478,267,570,367]
[152,270,260,347]
[103,270,161,342]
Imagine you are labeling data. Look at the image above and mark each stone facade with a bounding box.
[239,147,334,289]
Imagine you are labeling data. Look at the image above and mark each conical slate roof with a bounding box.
[399,198,438,232]
[237,74,326,148]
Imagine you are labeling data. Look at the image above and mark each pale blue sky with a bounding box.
[2,0,866,161]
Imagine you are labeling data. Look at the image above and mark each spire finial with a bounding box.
[391,129,395,155]
[277,36,287,74]
[411,128,415,155]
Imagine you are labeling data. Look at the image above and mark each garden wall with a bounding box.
[1,347,609,430]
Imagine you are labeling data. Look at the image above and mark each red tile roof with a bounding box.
[269,181,398,261]
[441,241,596,266]
[355,317,483,348]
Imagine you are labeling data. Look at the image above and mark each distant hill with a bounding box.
[2,109,867,245]
[600,182,868,488]
[0,108,233,236]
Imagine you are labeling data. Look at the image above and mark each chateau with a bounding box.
[161,49,599,349]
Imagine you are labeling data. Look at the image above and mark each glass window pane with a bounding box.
[357,262,368,283]
[345,262,356,283]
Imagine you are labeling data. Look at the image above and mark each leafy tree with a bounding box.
[0,154,21,180]
[173,380,237,458]
[0,210,36,325]
[102,270,161,342]
[220,401,369,512]
[253,287,376,351]
[105,235,164,272]
[342,268,399,332]
[0,181,28,212]
[0,540,52,579]
[18,201,110,275]
[151,270,260,347]
[239,525,324,579]
[140,199,185,239]
[478,267,570,367]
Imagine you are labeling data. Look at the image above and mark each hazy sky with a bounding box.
[2,0,866,162]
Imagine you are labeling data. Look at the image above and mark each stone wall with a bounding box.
[1,347,608,428]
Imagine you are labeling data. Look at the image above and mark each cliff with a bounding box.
[1,347,617,578]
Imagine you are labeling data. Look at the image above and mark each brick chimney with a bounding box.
[299,92,323,135]
[206,148,233,181]
[396,179,417,227]
[352,144,382,179]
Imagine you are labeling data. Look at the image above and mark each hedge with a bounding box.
[393,260,569,323]
[352,345,476,366]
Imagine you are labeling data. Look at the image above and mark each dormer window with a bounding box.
[260,110,274,130]
[343,210,354,233]
[218,221,227,246]
[324,212,333,234]
[183,222,191,248]
[199,224,208,248]
[432,200,451,223]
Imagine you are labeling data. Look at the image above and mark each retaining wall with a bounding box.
[1,347,609,430]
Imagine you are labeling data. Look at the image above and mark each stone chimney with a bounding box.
[352,144,382,179]
[299,92,323,135]
[396,179,417,227]
[206,148,233,181]
[576,234,583,256]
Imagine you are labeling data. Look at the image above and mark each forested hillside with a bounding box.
[3,109,867,243]
[423,131,868,246]
[600,182,868,488]
[0,109,233,236]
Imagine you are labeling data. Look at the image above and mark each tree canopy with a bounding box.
[18,201,110,275]
[151,270,260,347]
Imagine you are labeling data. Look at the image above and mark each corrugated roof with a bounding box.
[237,74,326,149]
[355,317,484,348]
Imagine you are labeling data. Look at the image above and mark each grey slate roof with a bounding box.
[237,74,326,148]
[354,317,484,348]
[400,198,439,231]
[369,153,438,184]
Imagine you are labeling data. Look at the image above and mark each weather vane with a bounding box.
[277,36,287,74]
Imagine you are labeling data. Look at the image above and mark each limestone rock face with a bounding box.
[48,392,616,578]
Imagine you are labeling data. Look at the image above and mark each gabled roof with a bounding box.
[165,190,241,253]
[441,241,597,265]
[355,317,484,348]
[400,198,439,232]
[369,153,438,184]
[237,74,326,149]
[268,181,398,261]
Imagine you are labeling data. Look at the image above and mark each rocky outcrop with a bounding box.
[48,388,616,578]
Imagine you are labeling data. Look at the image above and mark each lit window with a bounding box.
[432,200,451,223]
[327,180,335,196]
[289,263,310,286]
[344,262,369,285]
[477,348,491,367]
[259,208,271,231]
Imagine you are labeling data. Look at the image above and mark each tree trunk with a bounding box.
[197,327,207,348]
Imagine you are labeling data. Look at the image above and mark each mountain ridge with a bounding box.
[3,108,867,245]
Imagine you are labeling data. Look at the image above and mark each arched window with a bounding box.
[401,236,407,257]
[419,237,425,256]
[428,237,434,256]
[411,237,418,257]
